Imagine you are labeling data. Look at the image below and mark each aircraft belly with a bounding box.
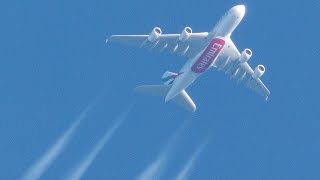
[191,37,226,74]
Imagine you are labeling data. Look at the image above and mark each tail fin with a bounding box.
[161,71,179,85]
[134,85,196,112]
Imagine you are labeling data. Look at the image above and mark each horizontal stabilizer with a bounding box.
[134,85,196,112]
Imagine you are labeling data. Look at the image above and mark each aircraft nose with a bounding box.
[233,5,246,16]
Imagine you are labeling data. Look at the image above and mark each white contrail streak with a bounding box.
[136,123,187,180]
[136,154,165,180]
[65,106,132,180]
[20,103,95,180]
[174,139,209,180]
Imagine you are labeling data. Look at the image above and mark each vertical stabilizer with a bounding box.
[161,71,179,85]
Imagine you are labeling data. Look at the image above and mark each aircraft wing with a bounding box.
[107,32,210,59]
[214,38,271,100]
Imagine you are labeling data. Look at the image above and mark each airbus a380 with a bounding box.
[107,5,270,112]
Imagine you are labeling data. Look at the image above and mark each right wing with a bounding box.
[214,38,271,100]
[107,32,209,59]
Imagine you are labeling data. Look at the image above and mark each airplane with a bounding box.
[106,5,270,112]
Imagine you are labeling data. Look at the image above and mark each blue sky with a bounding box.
[1,0,320,179]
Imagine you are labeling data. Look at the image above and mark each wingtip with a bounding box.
[105,38,109,44]
[133,86,144,94]
[265,95,270,101]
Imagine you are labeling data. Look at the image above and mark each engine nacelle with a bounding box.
[179,27,192,42]
[148,27,162,42]
[238,48,252,63]
[252,65,265,79]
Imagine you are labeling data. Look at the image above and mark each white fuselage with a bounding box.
[165,5,246,102]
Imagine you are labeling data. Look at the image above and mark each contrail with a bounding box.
[174,138,210,180]
[65,106,132,180]
[136,122,187,180]
[20,103,96,180]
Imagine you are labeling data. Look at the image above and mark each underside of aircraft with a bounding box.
[107,5,270,112]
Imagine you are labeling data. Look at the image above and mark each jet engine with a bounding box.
[238,48,252,63]
[148,27,162,42]
[252,65,265,79]
[179,27,192,42]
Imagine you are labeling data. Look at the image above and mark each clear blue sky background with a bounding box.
[1,0,320,179]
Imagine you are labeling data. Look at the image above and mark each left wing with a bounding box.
[214,38,271,100]
[107,27,210,59]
